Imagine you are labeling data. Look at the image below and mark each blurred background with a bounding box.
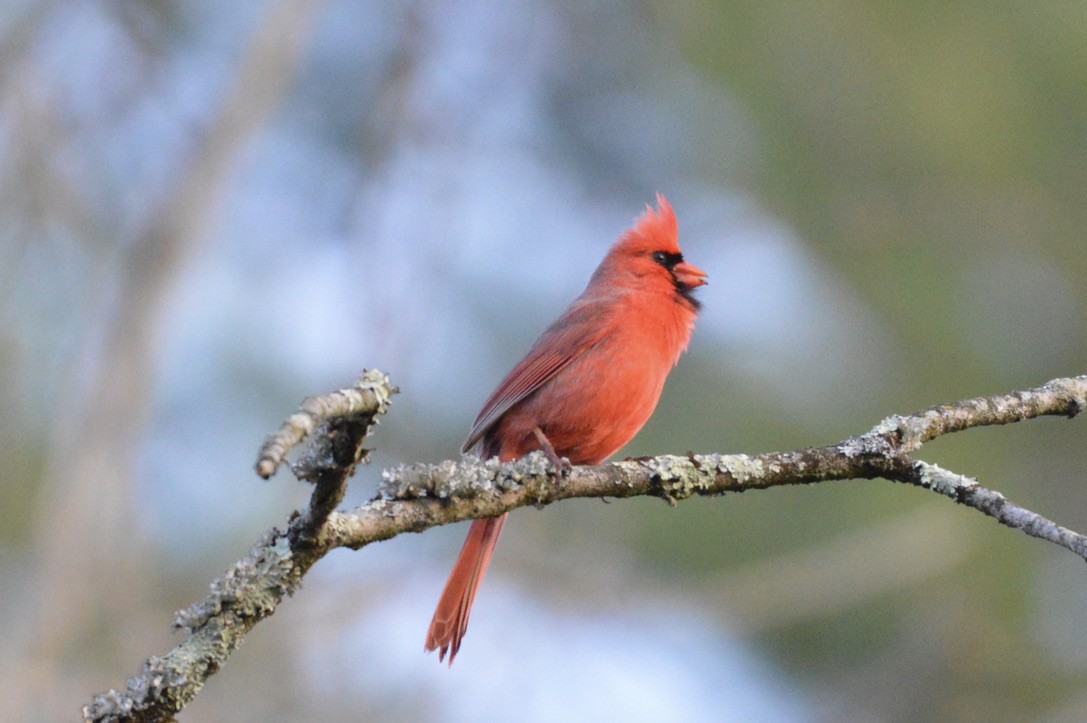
[1,1,1086,720]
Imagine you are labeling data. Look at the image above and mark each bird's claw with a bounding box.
[532,426,569,480]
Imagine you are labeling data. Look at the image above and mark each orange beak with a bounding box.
[673,260,708,288]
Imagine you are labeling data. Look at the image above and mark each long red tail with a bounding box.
[425,514,507,665]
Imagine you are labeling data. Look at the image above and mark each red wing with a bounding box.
[462,299,610,453]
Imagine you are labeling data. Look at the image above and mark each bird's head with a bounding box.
[598,194,708,310]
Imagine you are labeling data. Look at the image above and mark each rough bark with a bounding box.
[84,372,1087,722]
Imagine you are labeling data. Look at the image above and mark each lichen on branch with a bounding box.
[85,373,1087,723]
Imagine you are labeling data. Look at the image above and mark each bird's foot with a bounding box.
[532,427,571,480]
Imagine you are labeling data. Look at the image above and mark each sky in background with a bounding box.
[1,1,1086,721]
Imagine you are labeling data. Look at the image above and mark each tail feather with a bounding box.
[425,514,507,665]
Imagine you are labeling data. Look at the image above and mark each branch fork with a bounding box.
[85,373,1087,722]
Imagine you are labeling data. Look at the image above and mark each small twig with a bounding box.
[84,374,1087,722]
[906,461,1087,559]
[254,369,397,480]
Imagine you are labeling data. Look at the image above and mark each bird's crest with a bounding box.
[611,193,680,256]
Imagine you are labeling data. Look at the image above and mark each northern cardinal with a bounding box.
[425,194,706,664]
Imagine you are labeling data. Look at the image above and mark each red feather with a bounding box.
[463,298,611,454]
[426,195,706,664]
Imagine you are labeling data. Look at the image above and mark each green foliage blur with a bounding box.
[630,3,1087,718]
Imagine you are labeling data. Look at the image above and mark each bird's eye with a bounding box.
[651,251,681,268]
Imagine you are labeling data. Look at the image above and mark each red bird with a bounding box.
[425,194,706,664]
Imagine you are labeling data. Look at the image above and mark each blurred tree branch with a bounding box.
[84,372,1086,722]
[17,0,325,718]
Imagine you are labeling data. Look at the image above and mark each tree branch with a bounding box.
[30,0,327,711]
[84,374,1087,722]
